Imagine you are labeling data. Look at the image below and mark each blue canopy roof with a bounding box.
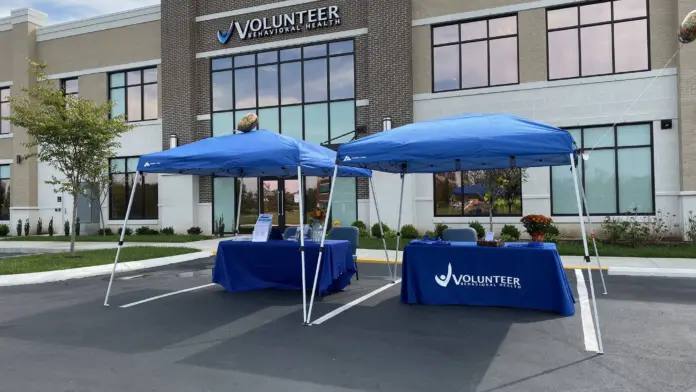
[337,114,576,173]
[136,130,371,178]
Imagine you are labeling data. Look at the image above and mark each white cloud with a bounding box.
[0,0,160,24]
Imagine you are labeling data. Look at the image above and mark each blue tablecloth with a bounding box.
[401,242,575,316]
[213,240,356,295]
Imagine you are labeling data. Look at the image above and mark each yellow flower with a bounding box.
[333,220,341,227]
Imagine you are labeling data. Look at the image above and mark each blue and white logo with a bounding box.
[434,263,521,289]
[435,263,453,287]
[217,23,234,44]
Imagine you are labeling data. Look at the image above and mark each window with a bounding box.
[551,123,654,215]
[210,40,355,145]
[109,157,158,220]
[547,0,649,80]
[109,67,158,122]
[0,164,9,221]
[432,15,519,92]
[434,169,523,217]
[61,78,78,97]
[1,87,10,135]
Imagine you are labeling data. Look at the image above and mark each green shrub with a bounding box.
[16,219,22,237]
[48,217,54,236]
[686,211,696,244]
[136,226,159,235]
[187,226,202,235]
[98,228,114,236]
[351,220,367,231]
[23,220,30,236]
[501,224,520,241]
[0,224,9,236]
[36,218,43,235]
[434,223,449,238]
[400,224,419,239]
[358,228,370,238]
[500,233,516,242]
[75,217,80,236]
[545,225,560,243]
[424,230,436,238]
[118,227,133,236]
[63,220,70,236]
[469,221,485,239]
[372,222,391,238]
[161,226,175,235]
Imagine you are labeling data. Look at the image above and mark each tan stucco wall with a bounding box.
[0,138,13,159]
[413,0,530,20]
[518,9,547,83]
[650,0,679,68]
[37,21,161,75]
[77,73,108,105]
[412,26,431,95]
[0,31,13,81]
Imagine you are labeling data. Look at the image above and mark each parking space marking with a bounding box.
[119,283,216,308]
[575,269,599,352]
[311,279,401,325]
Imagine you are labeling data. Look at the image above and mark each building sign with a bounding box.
[217,6,341,44]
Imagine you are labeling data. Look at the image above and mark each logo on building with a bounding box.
[217,6,341,44]
[434,263,522,289]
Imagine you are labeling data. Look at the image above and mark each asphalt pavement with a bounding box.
[0,259,694,392]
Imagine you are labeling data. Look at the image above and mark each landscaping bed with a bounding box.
[1,234,213,243]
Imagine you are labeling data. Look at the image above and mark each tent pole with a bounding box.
[104,171,141,306]
[307,166,339,325]
[578,178,608,295]
[235,176,244,236]
[370,176,393,281]
[393,172,406,282]
[570,154,604,354]
[297,166,308,324]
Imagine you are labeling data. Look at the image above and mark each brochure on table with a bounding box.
[252,214,274,242]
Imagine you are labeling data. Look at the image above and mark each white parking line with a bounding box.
[311,279,401,325]
[120,283,216,308]
[575,269,599,352]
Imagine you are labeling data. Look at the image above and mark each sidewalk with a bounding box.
[0,238,226,254]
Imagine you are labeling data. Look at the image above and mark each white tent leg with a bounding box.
[104,171,141,306]
[578,179,608,295]
[297,166,308,324]
[306,166,339,324]
[393,173,406,282]
[235,176,244,236]
[369,176,393,281]
[570,154,604,354]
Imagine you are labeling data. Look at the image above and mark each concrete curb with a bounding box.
[0,251,212,287]
[608,267,696,278]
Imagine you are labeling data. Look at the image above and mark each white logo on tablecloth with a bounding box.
[435,263,453,287]
[434,263,522,289]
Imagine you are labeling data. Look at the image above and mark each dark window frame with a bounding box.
[108,156,158,220]
[60,77,79,97]
[431,13,520,93]
[432,170,525,218]
[0,87,10,135]
[107,66,158,123]
[549,121,655,216]
[545,0,651,81]
[0,164,9,221]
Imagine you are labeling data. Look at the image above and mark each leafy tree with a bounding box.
[462,168,527,232]
[1,60,134,255]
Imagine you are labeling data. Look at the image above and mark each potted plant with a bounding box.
[520,214,553,243]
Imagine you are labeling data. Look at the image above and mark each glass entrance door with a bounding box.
[260,179,280,227]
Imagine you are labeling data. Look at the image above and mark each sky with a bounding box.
[0,0,160,24]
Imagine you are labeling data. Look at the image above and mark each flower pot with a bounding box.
[531,232,545,243]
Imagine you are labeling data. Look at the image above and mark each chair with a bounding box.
[329,226,360,280]
[442,228,478,242]
[283,227,297,240]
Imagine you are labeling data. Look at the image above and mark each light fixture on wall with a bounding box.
[169,134,178,149]
[382,116,392,132]
[15,154,22,164]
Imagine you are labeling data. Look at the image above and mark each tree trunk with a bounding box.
[71,191,78,256]
[488,198,494,233]
[100,206,105,237]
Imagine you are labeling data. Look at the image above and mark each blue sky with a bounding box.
[0,0,160,24]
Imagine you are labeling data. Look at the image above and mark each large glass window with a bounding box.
[434,169,523,217]
[0,164,9,220]
[547,0,649,80]
[61,78,78,98]
[109,67,158,122]
[109,157,158,220]
[1,88,10,135]
[210,40,355,144]
[551,123,654,215]
[432,15,518,92]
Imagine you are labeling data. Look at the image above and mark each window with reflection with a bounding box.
[109,157,158,220]
[1,87,10,135]
[210,40,355,145]
[547,0,649,80]
[0,164,9,221]
[432,15,518,92]
[61,78,78,98]
[551,123,654,215]
[108,67,158,122]
[434,169,523,217]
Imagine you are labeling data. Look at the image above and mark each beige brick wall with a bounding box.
[678,0,696,191]
[0,138,12,159]
[518,9,546,83]
[412,26,431,95]
[0,31,12,81]
[77,73,108,105]
[37,21,161,75]
[412,0,529,20]
[651,0,679,68]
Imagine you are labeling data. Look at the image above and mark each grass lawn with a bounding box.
[0,246,200,275]
[358,237,696,258]
[2,235,213,243]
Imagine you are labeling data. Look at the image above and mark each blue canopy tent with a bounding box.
[303,113,605,353]
[103,130,373,325]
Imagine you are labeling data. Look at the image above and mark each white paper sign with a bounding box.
[485,232,494,241]
[252,214,274,242]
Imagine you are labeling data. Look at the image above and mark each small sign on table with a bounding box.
[252,214,274,242]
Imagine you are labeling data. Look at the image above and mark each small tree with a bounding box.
[2,60,134,255]
[86,165,111,237]
[462,168,527,232]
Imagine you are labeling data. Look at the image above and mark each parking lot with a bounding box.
[0,258,695,392]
